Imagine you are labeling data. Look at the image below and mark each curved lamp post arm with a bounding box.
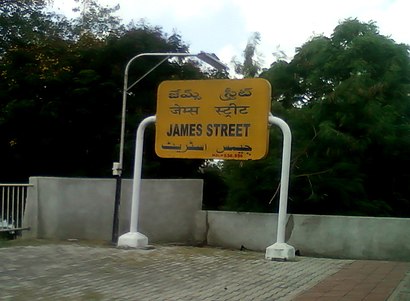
[117,52,227,175]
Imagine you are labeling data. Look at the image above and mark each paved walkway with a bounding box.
[294,260,410,301]
[0,241,408,300]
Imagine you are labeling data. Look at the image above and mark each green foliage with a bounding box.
[1,7,408,219]
[72,0,122,38]
[225,19,410,217]
[232,32,263,78]
[0,0,50,13]
[0,1,213,182]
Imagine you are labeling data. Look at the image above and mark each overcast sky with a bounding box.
[53,0,410,72]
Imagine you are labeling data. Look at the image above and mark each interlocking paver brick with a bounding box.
[295,260,410,301]
[1,242,409,300]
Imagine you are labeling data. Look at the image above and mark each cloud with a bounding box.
[55,0,410,69]
[110,0,225,22]
[222,0,409,66]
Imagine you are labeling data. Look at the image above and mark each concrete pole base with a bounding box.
[265,242,296,261]
[117,232,148,248]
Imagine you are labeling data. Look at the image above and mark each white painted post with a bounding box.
[265,113,295,261]
[117,116,156,248]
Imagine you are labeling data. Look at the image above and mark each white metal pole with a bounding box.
[115,52,227,246]
[268,113,292,244]
[118,74,128,175]
[265,113,295,260]
[129,115,156,233]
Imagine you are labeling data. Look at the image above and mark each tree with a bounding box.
[0,1,213,182]
[0,0,51,12]
[71,0,122,38]
[223,19,410,217]
[232,32,263,78]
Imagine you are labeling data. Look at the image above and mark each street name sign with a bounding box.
[155,78,271,160]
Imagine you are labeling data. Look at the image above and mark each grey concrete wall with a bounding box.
[22,177,410,261]
[288,214,410,261]
[201,211,287,251]
[201,211,410,261]
[23,177,203,243]
[120,179,204,243]
[202,211,279,250]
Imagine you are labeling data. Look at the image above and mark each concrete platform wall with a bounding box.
[23,177,203,243]
[22,177,410,260]
[200,211,410,261]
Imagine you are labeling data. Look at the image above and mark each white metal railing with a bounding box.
[0,184,32,233]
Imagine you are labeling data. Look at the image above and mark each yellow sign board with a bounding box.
[155,78,271,160]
